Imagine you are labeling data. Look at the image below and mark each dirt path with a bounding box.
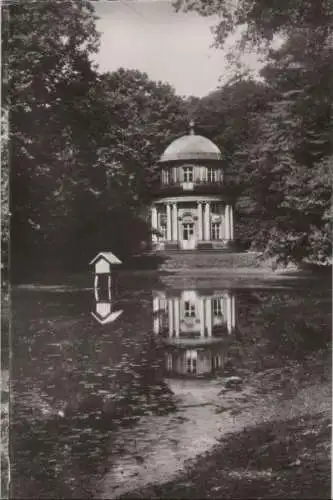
[96,370,331,499]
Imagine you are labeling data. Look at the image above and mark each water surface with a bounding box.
[10,273,331,498]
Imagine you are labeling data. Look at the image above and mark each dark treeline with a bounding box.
[4,0,332,283]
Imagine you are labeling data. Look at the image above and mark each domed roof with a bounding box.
[159,134,222,162]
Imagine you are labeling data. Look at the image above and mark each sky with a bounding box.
[93,0,262,98]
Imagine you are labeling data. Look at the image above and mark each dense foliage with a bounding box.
[5,0,187,281]
[177,0,332,264]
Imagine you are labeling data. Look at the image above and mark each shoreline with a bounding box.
[98,351,331,498]
[10,264,331,291]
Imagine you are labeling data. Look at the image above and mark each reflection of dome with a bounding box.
[159,134,222,162]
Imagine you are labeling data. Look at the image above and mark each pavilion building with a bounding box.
[151,122,235,251]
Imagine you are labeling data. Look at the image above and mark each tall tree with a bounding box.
[247,31,332,263]
[6,0,102,278]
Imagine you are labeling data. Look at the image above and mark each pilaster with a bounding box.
[204,202,211,240]
[198,202,203,240]
[172,203,178,241]
[166,204,172,241]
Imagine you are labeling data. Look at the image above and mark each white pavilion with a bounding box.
[151,122,235,251]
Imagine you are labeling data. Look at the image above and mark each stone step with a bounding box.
[159,251,262,271]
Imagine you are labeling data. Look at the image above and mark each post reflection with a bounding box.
[153,288,236,377]
[91,272,123,324]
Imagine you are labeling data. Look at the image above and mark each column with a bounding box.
[198,202,203,241]
[230,205,234,240]
[199,297,205,337]
[166,203,172,241]
[173,166,177,183]
[151,205,158,242]
[94,275,99,301]
[174,297,180,337]
[172,203,178,242]
[226,293,232,334]
[168,298,174,337]
[204,202,210,240]
[225,205,230,240]
[205,299,212,337]
[153,296,160,334]
[231,294,236,330]
[107,274,112,301]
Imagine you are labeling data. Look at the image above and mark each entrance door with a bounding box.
[182,222,196,250]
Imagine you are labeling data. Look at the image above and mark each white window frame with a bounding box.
[183,167,193,183]
[207,167,216,183]
[184,300,196,318]
[182,223,194,241]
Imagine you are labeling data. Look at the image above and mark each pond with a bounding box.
[10,272,331,499]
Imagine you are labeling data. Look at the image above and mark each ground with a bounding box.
[120,414,330,499]
[119,351,331,499]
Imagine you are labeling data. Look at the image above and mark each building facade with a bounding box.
[151,124,235,251]
[153,288,236,376]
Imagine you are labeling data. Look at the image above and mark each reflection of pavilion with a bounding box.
[153,289,236,376]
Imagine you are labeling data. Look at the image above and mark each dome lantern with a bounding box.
[189,119,195,136]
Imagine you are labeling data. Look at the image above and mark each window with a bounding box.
[211,203,221,214]
[213,298,223,317]
[162,169,170,184]
[182,223,194,241]
[186,350,197,374]
[207,167,216,183]
[184,301,196,318]
[211,222,220,240]
[183,167,193,183]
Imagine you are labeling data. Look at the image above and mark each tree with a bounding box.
[176,0,333,264]
[7,0,189,280]
[6,0,103,279]
[174,0,333,51]
[246,31,332,264]
[185,78,273,248]
[96,69,189,205]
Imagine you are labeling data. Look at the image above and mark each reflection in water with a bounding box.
[91,272,123,324]
[153,288,236,377]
